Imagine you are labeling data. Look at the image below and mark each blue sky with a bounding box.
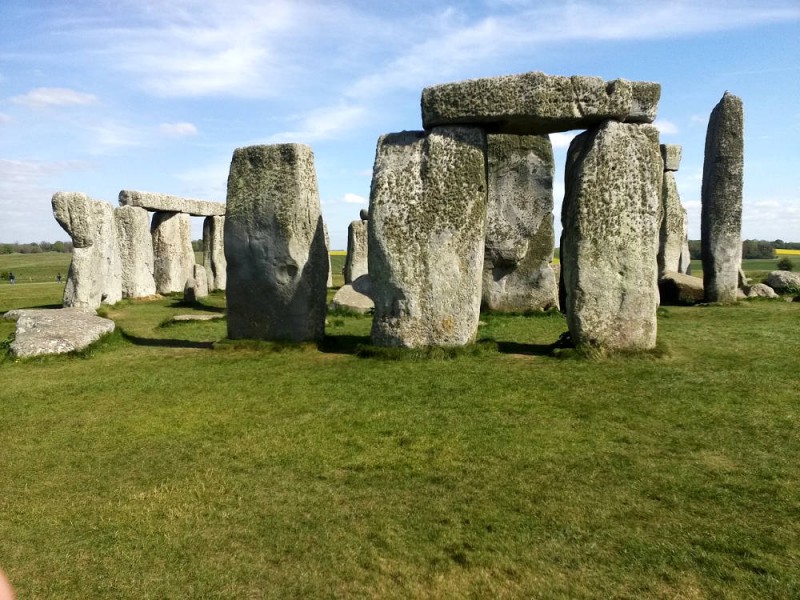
[1,0,799,248]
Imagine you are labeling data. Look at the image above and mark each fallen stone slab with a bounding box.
[765,270,800,293]
[658,271,705,305]
[422,71,660,134]
[119,190,225,216]
[330,275,374,314]
[4,308,115,358]
[172,313,225,322]
[744,283,778,299]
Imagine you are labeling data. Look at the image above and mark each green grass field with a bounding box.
[1,253,799,598]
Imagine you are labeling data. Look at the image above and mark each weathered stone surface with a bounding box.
[323,223,333,288]
[765,270,800,293]
[330,275,374,314]
[745,283,778,298]
[658,271,704,305]
[561,121,662,350]
[52,192,122,309]
[344,220,369,284]
[421,72,660,134]
[701,92,744,303]
[202,215,226,291]
[482,134,558,312]
[151,211,195,294]
[224,144,328,342]
[193,264,208,298]
[678,206,692,275]
[119,190,225,216]
[115,205,156,298]
[5,308,115,358]
[658,172,685,276]
[359,208,369,221]
[172,313,224,322]
[369,127,487,347]
[660,144,682,172]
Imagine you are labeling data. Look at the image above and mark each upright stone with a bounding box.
[369,127,487,347]
[52,192,122,309]
[192,264,208,298]
[344,220,369,284]
[702,92,744,303]
[202,215,226,291]
[323,223,333,288]
[224,144,328,342]
[482,134,558,312]
[115,205,156,298]
[678,207,692,275]
[561,121,662,350]
[151,211,194,294]
[658,144,686,276]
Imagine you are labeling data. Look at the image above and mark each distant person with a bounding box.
[8,272,14,285]
[57,272,62,284]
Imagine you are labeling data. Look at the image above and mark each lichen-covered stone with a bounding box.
[6,308,115,358]
[193,264,208,298]
[119,190,225,216]
[52,192,122,309]
[115,205,156,298]
[331,275,374,314]
[679,206,692,274]
[561,121,662,350]
[202,215,226,291]
[658,271,704,305]
[482,134,558,312]
[344,220,368,284]
[323,223,333,288]
[745,283,778,299]
[765,270,800,293]
[658,172,685,276]
[421,71,660,134]
[224,144,327,342]
[701,92,744,303]
[660,144,682,172]
[151,211,194,294]
[369,127,487,347]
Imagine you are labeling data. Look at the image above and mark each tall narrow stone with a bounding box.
[482,134,558,312]
[202,215,226,291]
[344,220,368,284]
[369,127,487,347]
[561,121,662,350]
[323,223,333,288]
[52,192,122,309]
[224,144,327,342]
[151,211,194,294]
[115,205,156,298]
[678,207,692,275]
[701,92,744,303]
[658,144,686,276]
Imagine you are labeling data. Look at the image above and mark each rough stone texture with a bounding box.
[151,211,195,294]
[115,205,156,298]
[193,264,208,298]
[765,270,800,293]
[330,275,374,314]
[701,92,744,303]
[745,283,778,298]
[658,272,705,305]
[482,134,558,312]
[660,144,682,172]
[5,308,115,358]
[52,192,122,309]
[344,220,369,284]
[369,127,487,347]
[658,172,685,276]
[679,206,692,275]
[561,121,662,350]
[172,313,224,322]
[119,190,225,216]
[224,144,328,342]
[202,215,226,291]
[421,72,660,134]
[323,223,333,288]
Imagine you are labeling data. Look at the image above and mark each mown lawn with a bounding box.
[1,270,799,598]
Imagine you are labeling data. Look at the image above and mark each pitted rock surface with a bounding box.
[658,272,705,305]
[119,190,225,216]
[331,275,374,314]
[344,220,368,284]
[202,216,226,291]
[5,308,115,358]
[765,270,800,293]
[151,211,195,294]
[115,205,156,298]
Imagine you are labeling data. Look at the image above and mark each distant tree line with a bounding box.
[0,241,73,254]
[688,239,800,260]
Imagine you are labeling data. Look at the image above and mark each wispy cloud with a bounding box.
[654,119,678,135]
[550,132,577,149]
[265,103,367,143]
[160,122,198,137]
[0,113,11,124]
[342,192,367,204]
[10,87,97,107]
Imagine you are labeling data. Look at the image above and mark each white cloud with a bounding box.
[550,132,577,149]
[159,122,198,137]
[10,87,97,107]
[88,121,145,151]
[265,103,367,143]
[342,192,367,205]
[654,119,678,135]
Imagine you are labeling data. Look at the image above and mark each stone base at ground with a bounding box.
[744,283,778,299]
[658,272,705,305]
[4,308,115,358]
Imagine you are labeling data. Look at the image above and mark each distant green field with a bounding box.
[0,252,71,284]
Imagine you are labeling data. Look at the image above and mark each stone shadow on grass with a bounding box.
[318,334,371,355]
[120,330,214,349]
[495,341,559,356]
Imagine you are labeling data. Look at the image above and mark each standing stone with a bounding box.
[224,144,328,342]
[701,92,744,303]
[658,144,685,276]
[482,133,558,312]
[52,192,122,309]
[323,223,333,288]
[151,211,195,294]
[369,127,487,347]
[678,207,692,275]
[202,215,226,291]
[344,220,369,284]
[561,121,662,350]
[115,205,156,298]
[192,264,208,298]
